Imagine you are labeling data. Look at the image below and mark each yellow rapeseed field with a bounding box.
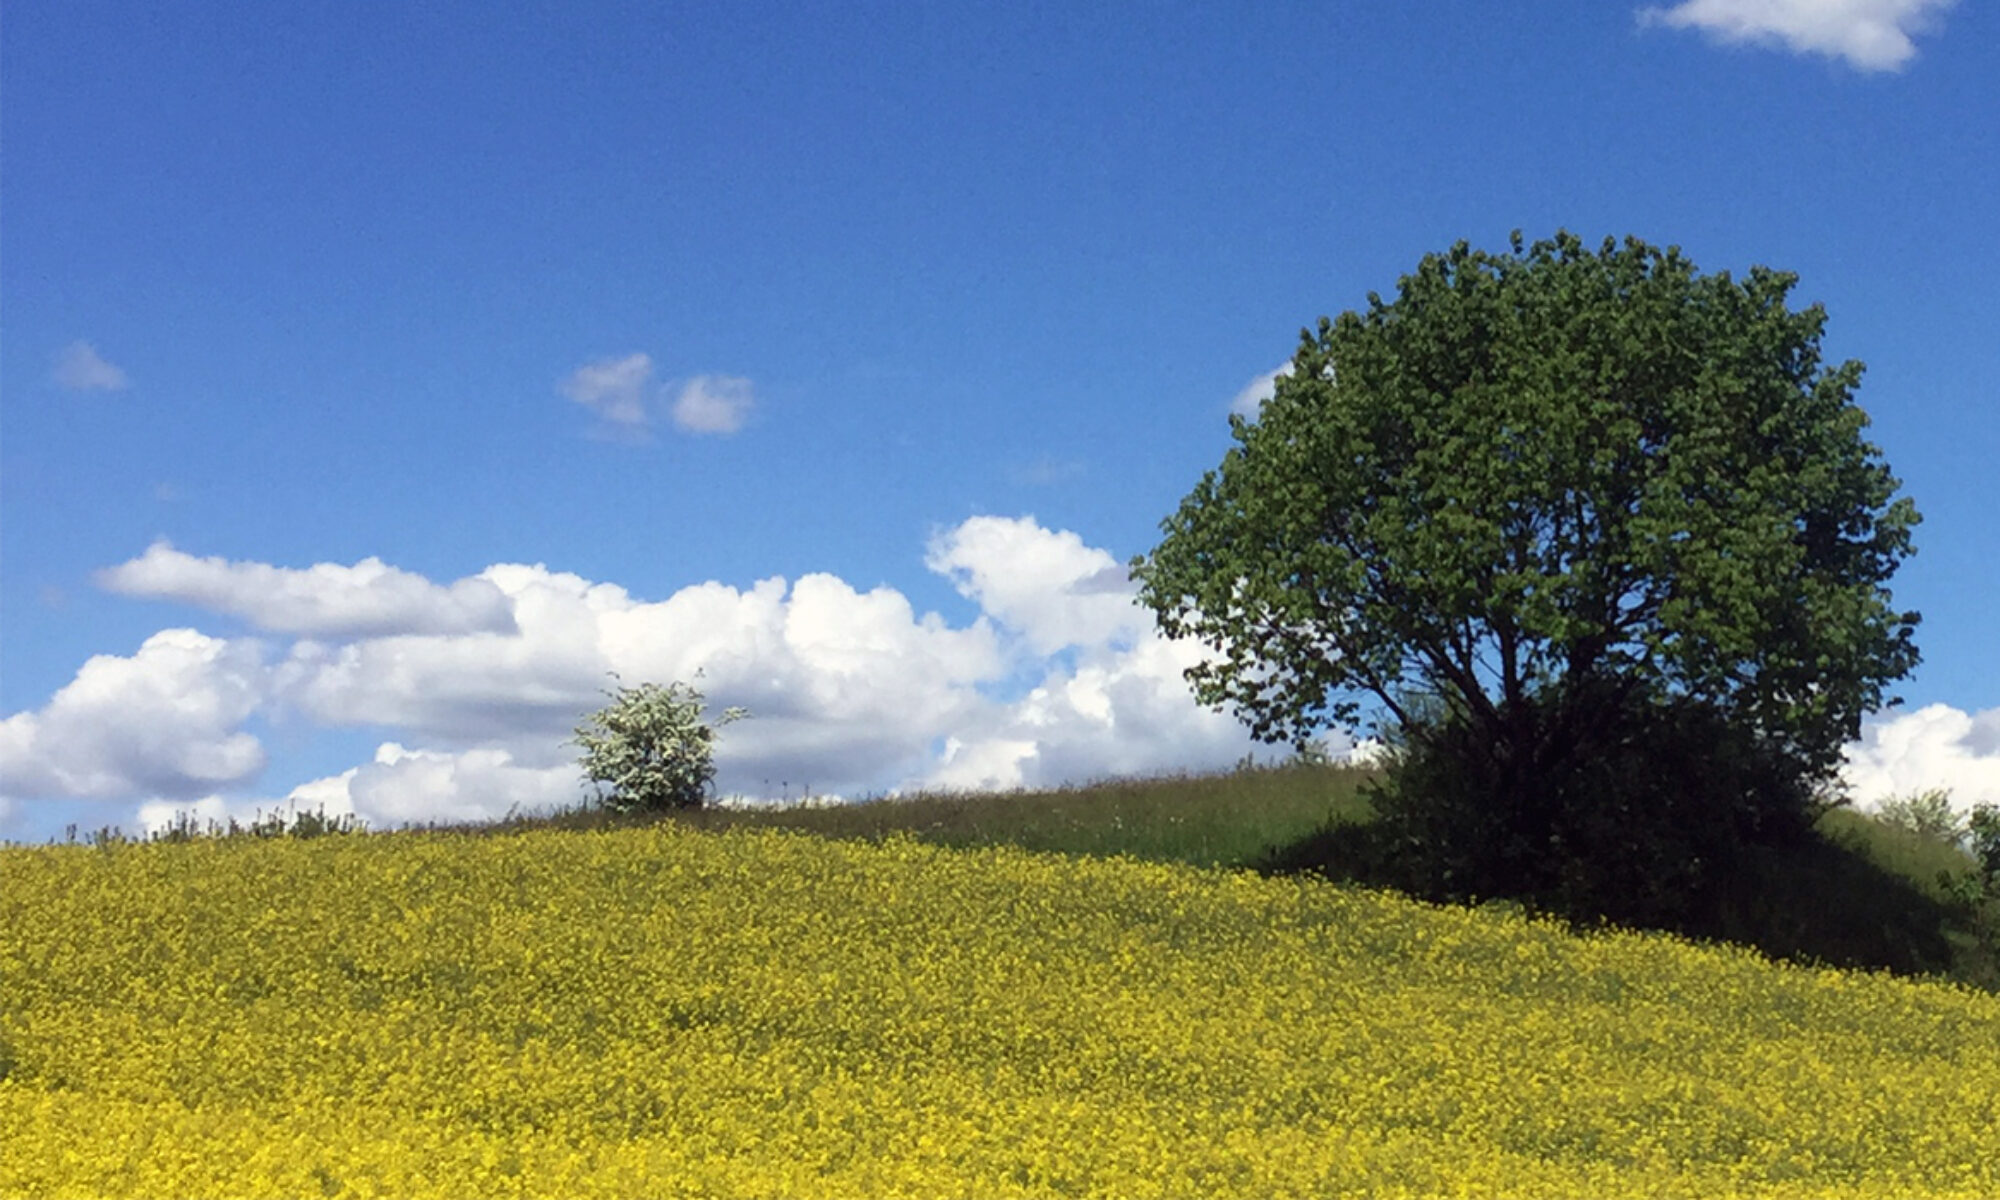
[3,823,1997,1199]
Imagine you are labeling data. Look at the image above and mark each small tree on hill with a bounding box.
[1133,231,1922,923]
[572,676,748,813]
[1876,788,1965,844]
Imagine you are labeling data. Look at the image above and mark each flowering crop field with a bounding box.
[3,825,1998,1199]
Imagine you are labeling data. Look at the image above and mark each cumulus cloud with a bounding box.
[672,375,755,434]
[1842,703,2000,815]
[51,341,130,392]
[560,353,656,433]
[10,519,1991,847]
[1230,363,1293,417]
[925,516,1147,656]
[284,744,584,830]
[6,517,1388,837]
[916,633,1266,794]
[96,541,517,638]
[1637,0,1956,72]
[265,562,1006,760]
[0,629,267,801]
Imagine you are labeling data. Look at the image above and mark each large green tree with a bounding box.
[1134,232,1920,814]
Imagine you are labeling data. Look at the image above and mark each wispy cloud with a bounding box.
[559,356,753,437]
[672,375,755,435]
[1008,455,1086,486]
[559,352,656,435]
[1637,0,1957,72]
[1230,363,1293,418]
[51,341,130,392]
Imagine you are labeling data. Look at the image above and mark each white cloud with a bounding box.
[1842,703,2000,815]
[925,515,1146,656]
[914,632,1265,794]
[286,744,584,830]
[51,341,130,392]
[672,374,754,434]
[0,629,267,801]
[1229,363,1293,417]
[271,562,1007,773]
[560,353,655,432]
[560,357,754,437]
[5,517,1334,831]
[930,736,1042,793]
[1637,0,1956,72]
[15,522,1986,843]
[96,541,518,638]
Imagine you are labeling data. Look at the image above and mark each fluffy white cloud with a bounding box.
[294,744,585,830]
[96,541,517,638]
[1229,363,1293,417]
[0,630,267,801]
[132,743,579,836]
[672,375,754,434]
[0,517,1437,835]
[560,352,655,431]
[916,633,1264,794]
[51,341,130,392]
[270,564,1006,767]
[1638,0,1956,72]
[925,516,1146,656]
[1842,703,2000,815]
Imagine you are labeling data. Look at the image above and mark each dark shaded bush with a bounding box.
[1256,687,1966,981]
[1360,687,1818,928]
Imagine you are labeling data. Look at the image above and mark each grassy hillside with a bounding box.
[447,761,1380,870]
[5,819,1998,1198]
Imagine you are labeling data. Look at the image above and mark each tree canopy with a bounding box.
[1133,231,1920,795]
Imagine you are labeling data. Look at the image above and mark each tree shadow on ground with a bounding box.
[1254,820,1970,986]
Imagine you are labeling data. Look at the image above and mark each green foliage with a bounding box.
[1132,230,1921,788]
[1876,787,1966,844]
[1298,686,1820,930]
[1133,229,1923,928]
[571,676,747,813]
[1965,804,2000,882]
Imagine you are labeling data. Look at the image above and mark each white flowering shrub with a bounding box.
[571,677,748,813]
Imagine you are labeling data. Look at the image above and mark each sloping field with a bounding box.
[3,824,1997,1199]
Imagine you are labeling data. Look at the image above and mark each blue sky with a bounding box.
[4,0,1995,844]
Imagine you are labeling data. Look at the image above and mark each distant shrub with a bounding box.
[571,676,747,813]
[134,804,366,844]
[1876,788,1966,845]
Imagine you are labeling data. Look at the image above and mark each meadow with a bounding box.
[4,767,1999,1198]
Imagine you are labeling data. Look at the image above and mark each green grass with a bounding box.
[423,761,1380,871]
